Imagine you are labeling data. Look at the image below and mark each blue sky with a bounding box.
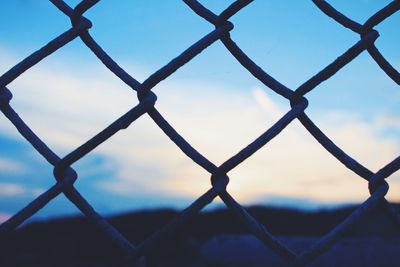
[0,0,399,221]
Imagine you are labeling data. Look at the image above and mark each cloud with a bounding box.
[0,157,27,174]
[0,182,44,197]
[251,87,284,120]
[0,212,11,223]
[1,48,399,208]
[373,115,400,133]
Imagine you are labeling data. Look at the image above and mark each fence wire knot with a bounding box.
[0,87,12,108]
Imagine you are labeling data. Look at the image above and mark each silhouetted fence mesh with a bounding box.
[1,0,400,266]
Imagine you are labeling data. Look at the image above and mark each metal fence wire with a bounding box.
[1,0,400,266]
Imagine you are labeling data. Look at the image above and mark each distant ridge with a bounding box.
[1,204,399,267]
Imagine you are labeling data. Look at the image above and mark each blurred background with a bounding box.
[0,0,399,223]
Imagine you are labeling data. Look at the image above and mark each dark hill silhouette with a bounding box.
[1,204,399,267]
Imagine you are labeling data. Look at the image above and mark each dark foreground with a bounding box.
[1,205,399,266]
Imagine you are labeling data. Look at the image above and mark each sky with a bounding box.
[0,0,399,222]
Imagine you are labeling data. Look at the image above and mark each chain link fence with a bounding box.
[1,0,399,266]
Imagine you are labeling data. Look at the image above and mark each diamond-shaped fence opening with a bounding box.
[0,0,399,266]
